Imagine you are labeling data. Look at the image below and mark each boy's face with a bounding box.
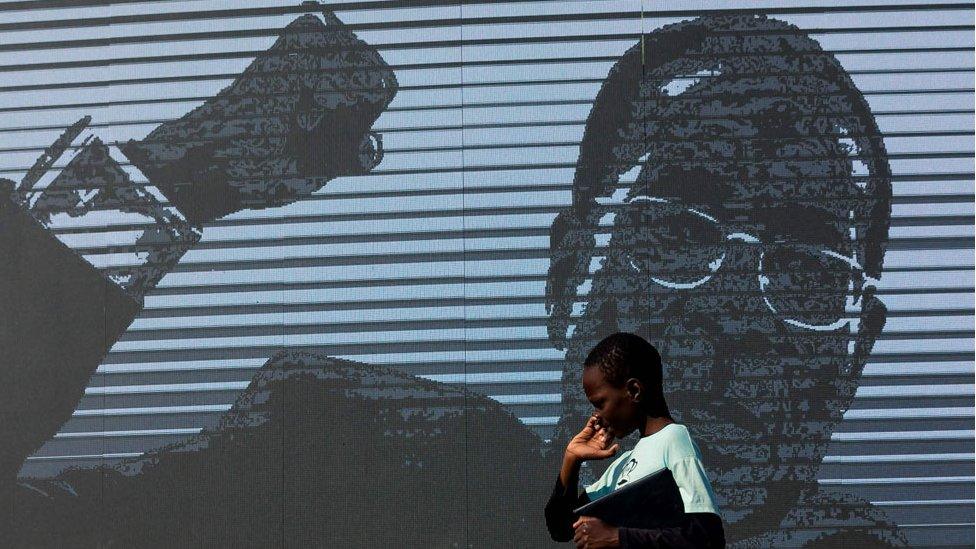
[582,366,641,438]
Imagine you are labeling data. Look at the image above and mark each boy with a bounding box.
[545,332,725,548]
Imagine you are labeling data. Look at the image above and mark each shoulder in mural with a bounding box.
[1,2,970,547]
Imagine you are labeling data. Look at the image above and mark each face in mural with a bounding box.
[546,15,892,540]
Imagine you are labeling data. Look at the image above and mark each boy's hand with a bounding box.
[573,516,620,548]
[565,414,620,462]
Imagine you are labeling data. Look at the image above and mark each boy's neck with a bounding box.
[640,415,674,437]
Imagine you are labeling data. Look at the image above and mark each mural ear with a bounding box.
[836,286,887,406]
[545,207,598,349]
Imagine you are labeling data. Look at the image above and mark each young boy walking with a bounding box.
[545,332,726,548]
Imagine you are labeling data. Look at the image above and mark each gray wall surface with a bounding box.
[0,0,972,546]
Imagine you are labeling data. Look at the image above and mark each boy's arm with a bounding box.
[616,512,725,548]
[546,415,619,541]
[544,452,591,542]
[613,454,726,548]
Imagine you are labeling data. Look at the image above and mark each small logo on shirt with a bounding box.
[617,458,638,486]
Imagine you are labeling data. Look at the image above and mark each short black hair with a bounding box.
[584,333,671,417]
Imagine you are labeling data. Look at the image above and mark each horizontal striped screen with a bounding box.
[0,0,973,546]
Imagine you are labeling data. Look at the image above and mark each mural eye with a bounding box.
[760,247,853,327]
[623,205,725,286]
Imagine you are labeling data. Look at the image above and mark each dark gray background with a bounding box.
[0,1,972,546]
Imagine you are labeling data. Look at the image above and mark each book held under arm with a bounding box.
[573,467,686,530]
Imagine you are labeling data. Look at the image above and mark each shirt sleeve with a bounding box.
[618,512,726,549]
[668,455,721,515]
[544,475,591,542]
[583,453,625,501]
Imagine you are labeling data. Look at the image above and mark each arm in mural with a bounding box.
[14,5,397,301]
[4,353,558,547]
[0,3,397,491]
[6,6,552,548]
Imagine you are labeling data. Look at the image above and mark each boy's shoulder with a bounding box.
[664,422,689,434]
[654,422,692,442]
[638,423,698,461]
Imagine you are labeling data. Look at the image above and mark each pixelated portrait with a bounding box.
[0,1,972,547]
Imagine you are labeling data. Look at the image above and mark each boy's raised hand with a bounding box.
[566,414,620,462]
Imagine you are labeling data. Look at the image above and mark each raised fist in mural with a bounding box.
[0,4,398,496]
[119,9,398,225]
[14,5,398,300]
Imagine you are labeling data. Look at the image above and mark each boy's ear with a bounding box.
[625,378,643,402]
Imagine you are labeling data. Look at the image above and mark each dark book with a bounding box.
[573,467,686,529]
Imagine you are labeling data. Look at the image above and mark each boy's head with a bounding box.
[582,333,671,437]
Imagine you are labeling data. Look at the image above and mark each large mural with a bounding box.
[0,2,972,547]
[546,14,901,547]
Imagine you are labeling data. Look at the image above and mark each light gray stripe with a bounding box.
[821,453,974,463]
[844,407,973,420]
[817,476,974,485]
[862,361,974,376]
[872,499,975,506]
[102,332,975,355]
[85,382,250,395]
[45,213,976,249]
[81,378,976,399]
[72,404,232,417]
[25,452,143,462]
[54,428,201,439]
[132,281,975,310]
[488,393,561,405]
[98,358,269,374]
[90,358,972,378]
[117,309,973,335]
[831,430,974,441]
[421,371,560,384]
[856,384,974,397]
